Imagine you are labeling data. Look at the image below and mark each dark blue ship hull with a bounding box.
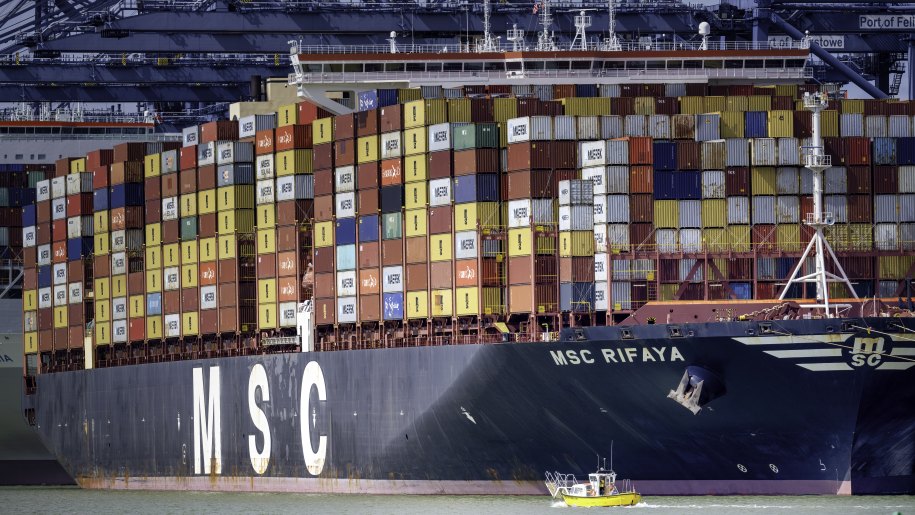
[29,317,915,494]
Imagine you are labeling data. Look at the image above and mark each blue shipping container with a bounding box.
[560,282,595,313]
[147,293,162,316]
[453,174,500,203]
[653,141,677,170]
[358,215,380,243]
[217,163,255,186]
[67,237,93,259]
[108,183,144,208]
[93,188,109,211]
[745,111,768,138]
[377,89,399,107]
[897,138,915,165]
[653,171,677,200]
[22,205,36,226]
[335,218,357,246]
[383,292,404,320]
[358,90,378,112]
[575,84,598,98]
[38,265,52,288]
[731,282,752,300]
[674,171,702,200]
[335,244,356,271]
[776,257,796,280]
[873,137,897,166]
[380,185,403,214]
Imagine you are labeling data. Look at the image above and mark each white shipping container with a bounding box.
[751,138,777,166]
[606,224,629,251]
[507,199,532,228]
[825,195,848,223]
[255,154,274,180]
[594,281,608,311]
[606,195,630,224]
[52,284,65,307]
[217,141,254,164]
[648,115,671,139]
[276,175,313,201]
[381,131,402,159]
[164,314,181,338]
[22,226,35,248]
[67,215,93,238]
[580,166,607,194]
[162,197,178,221]
[427,123,452,152]
[164,266,180,291]
[874,223,898,250]
[335,191,356,218]
[726,138,750,167]
[111,229,142,252]
[656,229,678,254]
[38,287,52,309]
[239,114,276,139]
[68,282,83,304]
[36,180,50,202]
[558,205,594,231]
[335,165,356,192]
[37,245,51,267]
[601,116,624,139]
[874,195,899,223]
[680,229,702,253]
[277,301,296,328]
[678,200,702,228]
[200,285,218,310]
[197,142,216,166]
[454,231,478,260]
[727,196,750,225]
[577,116,600,140]
[507,116,552,143]
[256,180,275,205]
[383,265,404,293]
[752,196,776,225]
[701,170,726,198]
[337,296,358,323]
[840,113,864,137]
[112,297,127,321]
[776,196,800,223]
[50,177,66,198]
[825,167,847,194]
[553,115,577,140]
[52,262,67,285]
[899,166,915,193]
[776,167,800,194]
[182,126,199,147]
[337,271,357,297]
[593,224,607,253]
[624,115,646,137]
[52,198,66,220]
[579,141,607,168]
[605,166,629,194]
[777,138,800,166]
[112,320,128,343]
[65,174,80,195]
[23,312,37,332]
[594,253,609,281]
[428,178,452,207]
[558,179,594,206]
[888,115,913,138]
[592,196,608,224]
[865,115,887,138]
[111,251,127,275]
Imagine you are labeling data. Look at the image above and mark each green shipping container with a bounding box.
[180,216,198,241]
[382,213,402,240]
[452,123,499,151]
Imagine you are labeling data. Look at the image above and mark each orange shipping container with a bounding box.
[380,158,402,186]
[199,262,217,286]
[454,259,478,287]
[255,129,275,155]
[430,261,453,289]
[359,268,381,295]
[627,137,653,165]
[278,276,299,302]
[275,124,313,152]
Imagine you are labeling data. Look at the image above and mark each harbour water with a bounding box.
[1,488,913,514]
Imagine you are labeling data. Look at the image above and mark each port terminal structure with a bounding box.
[0,0,913,122]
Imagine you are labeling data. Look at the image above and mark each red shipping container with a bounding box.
[560,256,595,283]
[198,213,216,237]
[379,104,403,133]
[334,139,355,167]
[298,100,332,126]
[161,173,179,198]
[629,223,654,249]
[87,149,114,170]
[358,241,380,269]
[275,124,313,152]
[313,168,334,196]
[356,109,379,137]
[52,241,67,262]
[405,236,427,264]
[110,206,144,231]
[453,259,478,288]
[357,190,379,215]
[180,146,198,171]
[200,120,238,143]
[112,142,146,163]
[181,287,199,312]
[110,161,144,184]
[200,310,218,335]
[357,162,380,191]
[162,290,180,314]
[334,113,356,141]
[725,167,751,196]
[359,294,381,321]
[627,137,653,165]
[199,262,218,286]
[676,140,700,170]
[198,165,216,191]
[313,247,335,274]
[453,148,499,176]
[92,165,110,190]
[128,318,145,342]
[359,268,381,295]
[52,219,67,242]
[314,298,335,325]
[314,272,336,299]
[427,150,453,178]
[277,251,298,277]
[505,169,554,199]
[846,166,871,194]
[873,166,898,194]
[380,158,402,186]
[846,194,872,223]
[66,193,93,217]
[145,176,162,199]
[382,239,403,266]
[180,168,197,194]
[406,262,428,291]
[843,137,871,166]
[428,206,452,234]
[255,129,274,155]
[611,97,634,117]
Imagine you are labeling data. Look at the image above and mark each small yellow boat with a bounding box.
[545,468,642,507]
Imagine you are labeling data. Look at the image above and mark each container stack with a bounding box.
[558,179,595,313]
[0,164,44,255]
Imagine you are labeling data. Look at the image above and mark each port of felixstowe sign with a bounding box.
[859,15,915,30]
[768,35,844,50]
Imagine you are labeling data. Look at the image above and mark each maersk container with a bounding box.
[580,166,607,194]
[825,195,848,223]
[678,200,701,228]
[874,195,898,223]
[579,141,607,168]
[256,154,274,180]
[776,196,800,224]
[65,173,93,195]
[427,123,452,152]
[777,138,799,166]
[874,138,897,166]
[337,296,358,323]
[51,198,66,221]
[745,111,768,138]
[197,142,216,166]
[591,196,607,225]
[383,292,404,321]
[182,126,199,147]
[751,138,777,166]
[701,170,726,198]
[653,141,677,170]
[888,115,912,138]
[335,165,356,192]
[336,245,357,271]
[624,115,646,137]
[36,179,50,202]
[696,113,720,142]
[648,114,671,139]
[600,116,624,139]
[239,114,276,139]
[605,139,629,165]
[454,231,478,260]
[592,224,607,253]
[66,216,93,239]
[336,218,357,246]
[276,175,314,200]
[382,265,404,293]
[358,215,380,243]
[217,163,255,186]
[825,167,847,194]
[558,179,594,206]
[381,131,403,159]
[335,192,356,218]
[726,138,750,167]
[776,167,799,195]
[109,183,144,208]
[337,271,357,297]
[429,178,452,206]
[255,180,275,205]
[559,282,594,312]
[507,116,551,144]
[840,113,864,137]
[453,174,499,203]
[559,205,594,231]
[727,196,750,224]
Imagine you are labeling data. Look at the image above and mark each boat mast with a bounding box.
[601,0,622,51]
[478,0,499,53]
[570,10,593,51]
[535,0,557,51]
[779,88,857,316]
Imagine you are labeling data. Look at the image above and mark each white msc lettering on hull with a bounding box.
[193,366,221,475]
[301,361,328,475]
[550,347,684,365]
[248,363,271,475]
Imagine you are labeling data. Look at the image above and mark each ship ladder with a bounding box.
[544,471,576,499]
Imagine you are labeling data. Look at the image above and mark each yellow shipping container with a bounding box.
[182,312,199,336]
[719,111,745,138]
[455,202,499,231]
[703,228,729,253]
[705,96,726,113]
[406,291,429,319]
[314,221,334,247]
[146,316,162,339]
[841,99,865,114]
[767,110,794,138]
[455,287,479,316]
[402,98,448,128]
[775,84,797,98]
[849,224,873,251]
[776,224,801,251]
[94,232,110,255]
[218,235,238,259]
[146,245,161,270]
[659,284,678,301]
[145,223,161,246]
[24,290,37,311]
[751,167,777,196]
[654,200,679,229]
[218,209,255,234]
[95,322,111,345]
[404,182,427,209]
[95,277,110,300]
[182,264,198,287]
[197,189,217,214]
[24,332,38,354]
[218,185,255,210]
[145,269,162,293]
[163,243,180,267]
[679,96,706,115]
[130,295,144,318]
[493,97,518,122]
[180,193,197,217]
[430,289,453,317]
[312,117,333,144]
[258,278,277,304]
[256,204,275,229]
[747,95,772,112]
[54,306,67,328]
[821,110,840,138]
[275,149,313,176]
[448,98,471,123]
[559,231,594,257]
[701,199,727,228]
[404,208,427,237]
[94,211,110,233]
[357,135,379,164]
[258,303,278,329]
[508,228,533,257]
[879,256,915,280]
[725,96,748,112]
[257,228,276,255]
[633,97,655,115]
[398,88,422,103]
[706,258,729,280]
[95,300,110,322]
[144,153,161,177]
[277,103,298,127]
[69,157,86,173]
[403,127,427,156]
[181,241,198,264]
[112,275,127,297]
[429,234,452,262]
[404,155,427,183]
[199,237,217,262]
[727,225,751,252]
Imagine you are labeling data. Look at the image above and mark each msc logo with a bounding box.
[848,336,888,368]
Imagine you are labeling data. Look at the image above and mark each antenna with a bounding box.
[506,23,525,52]
[570,10,595,51]
[698,21,711,51]
[478,0,498,53]
[778,89,857,316]
[601,0,622,51]
[535,0,557,52]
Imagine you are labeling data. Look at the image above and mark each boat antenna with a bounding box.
[601,0,622,51]
[610,440,614,471]
[478,0,499,53]
[535,0,557,51]
[506,23,525,52]
[387,31,398,54]
[779,86,857,316]
[570,9,596,51]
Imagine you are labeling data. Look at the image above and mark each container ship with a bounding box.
[16,17,915,495]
